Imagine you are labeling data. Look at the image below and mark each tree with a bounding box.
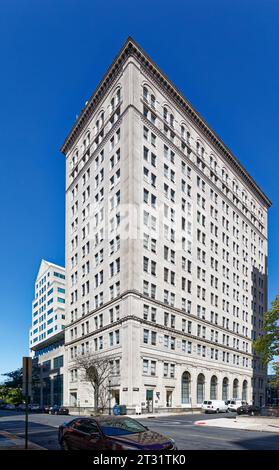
[2,368,23,388]
[2,362,41,404]
[253,295,279,364]
[269,362,279,389]
[74,352,112,413]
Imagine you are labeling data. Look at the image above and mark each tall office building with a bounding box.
[29,260,66,406]
[61,38,271,413]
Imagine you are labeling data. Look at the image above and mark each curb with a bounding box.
[0,430,46,450]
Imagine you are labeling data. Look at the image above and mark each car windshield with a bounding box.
[99,418,147,436]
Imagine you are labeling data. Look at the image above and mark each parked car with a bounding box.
[4,404,16,410]
[201,400,228,413]
[236,405,261,416]
[16,403,26,411]
[58,416,177,450]
[50,405,69,415]
[28,404,42,412]
[226,400,248,412]
[42,405,51,413]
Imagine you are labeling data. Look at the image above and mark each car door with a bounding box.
[81,419,103,450]
[68,420,90,450]
[70,419,102,450]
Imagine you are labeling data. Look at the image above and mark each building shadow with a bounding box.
[0,418,60,450]
[233,432,279,450]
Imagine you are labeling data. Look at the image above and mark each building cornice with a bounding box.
[60,36,271,208]
[65,313,253,359]
[65,288,253,346]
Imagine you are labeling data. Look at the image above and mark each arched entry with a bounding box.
[181,372,191,404]
[242,380,248,401]
[233,379,239,398]
[197,374,205,404]
[210,376,218,400]
[222,377,229,401]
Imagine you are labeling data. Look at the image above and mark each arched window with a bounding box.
[72,149,78,168]
[197,373,205,404]
[86,132,90,148]
[181,372,191,404]
[163,106,168,121]
[110,96,115,114]
[143,86,148,101]
[116,88,121,105]
[150,94,156,109]
[222,377,229,401]
[100,111,104,127]
[242,380,248,401]
[210,376,218,400]
[233,379,239,398]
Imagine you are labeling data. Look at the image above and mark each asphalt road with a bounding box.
[0,410,278,450]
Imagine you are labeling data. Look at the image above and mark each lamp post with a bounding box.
[108,379,111,415]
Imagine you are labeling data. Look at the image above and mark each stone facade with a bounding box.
[61,38,270,413]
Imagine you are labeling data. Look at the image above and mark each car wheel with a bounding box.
[216,409,219,414]
[60,439,71,451]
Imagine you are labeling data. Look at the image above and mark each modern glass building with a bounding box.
[29,260,66,406]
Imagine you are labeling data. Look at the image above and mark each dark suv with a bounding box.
[50,405,69,415]
[236,405,261,416]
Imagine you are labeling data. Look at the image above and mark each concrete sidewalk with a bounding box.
[0,430,46,450]
[194,416,279,433]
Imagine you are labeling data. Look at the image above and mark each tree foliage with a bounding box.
[2,368,23,388]
[270,362,279,389]
[0,386,23,404]
[253,295,279,365]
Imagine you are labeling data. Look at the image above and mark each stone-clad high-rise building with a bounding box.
[61,37,271,413]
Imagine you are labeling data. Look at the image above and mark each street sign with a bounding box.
[22,357,32,397]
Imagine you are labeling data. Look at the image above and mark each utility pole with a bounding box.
[108,379,111,415]
[22,357,32,450]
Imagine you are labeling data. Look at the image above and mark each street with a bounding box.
[0,410,278,450]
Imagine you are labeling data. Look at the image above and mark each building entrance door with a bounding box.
[146,389,154,413]
[166,390,173,407]
[70,392,77,407]
[112,389,120,405]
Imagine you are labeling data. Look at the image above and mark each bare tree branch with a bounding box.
[73,352,113,412]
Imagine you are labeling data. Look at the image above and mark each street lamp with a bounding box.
[108,379,111,415]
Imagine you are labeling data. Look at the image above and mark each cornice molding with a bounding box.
[65,312,253,359]
[65,288,253,346]
[60,36,271,208]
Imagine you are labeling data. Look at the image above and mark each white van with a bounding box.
[201,400,228,413]
[226,400,248,411]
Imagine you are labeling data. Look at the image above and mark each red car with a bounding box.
[58,416,177,450]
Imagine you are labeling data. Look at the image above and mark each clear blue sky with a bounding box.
[0,0,278,379]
